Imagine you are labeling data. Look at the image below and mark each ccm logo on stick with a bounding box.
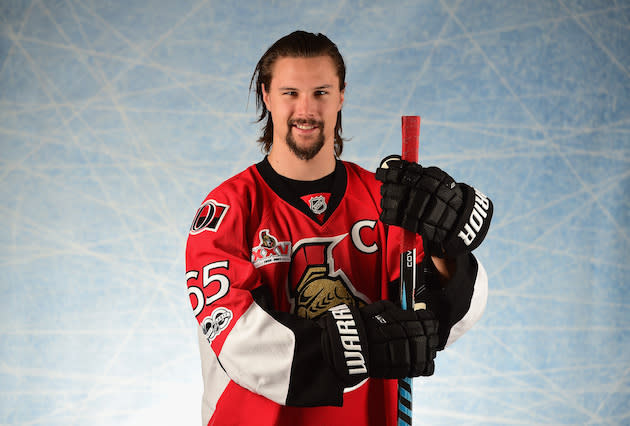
[330,304,367,376]
[458,189,491,246]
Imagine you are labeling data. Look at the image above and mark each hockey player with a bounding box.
[185,30,492,426]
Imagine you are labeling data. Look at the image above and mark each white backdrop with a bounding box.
[1,1,629,424]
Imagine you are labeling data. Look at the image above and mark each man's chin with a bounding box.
[287,133,325,161]
[289,146,322,161]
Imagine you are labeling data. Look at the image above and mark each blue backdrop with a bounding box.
[1,1,629,424]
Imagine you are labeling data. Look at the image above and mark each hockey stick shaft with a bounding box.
[397,116,420,426]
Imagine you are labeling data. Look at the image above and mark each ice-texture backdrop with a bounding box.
[1,0,629,424]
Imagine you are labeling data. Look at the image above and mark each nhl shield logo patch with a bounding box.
[300,193,331,222]
[308,195,327,215]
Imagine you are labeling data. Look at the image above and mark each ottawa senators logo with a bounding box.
[289,234,369,320]
[190,199,229,234]
[260,230,277,248]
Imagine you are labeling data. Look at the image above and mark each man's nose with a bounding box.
[295,94,314,115]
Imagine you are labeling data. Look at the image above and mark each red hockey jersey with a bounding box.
[185,158,488,426]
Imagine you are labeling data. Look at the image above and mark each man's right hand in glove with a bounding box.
[318,300,439,387]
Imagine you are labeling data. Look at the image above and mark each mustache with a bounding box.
[288,118,324,128]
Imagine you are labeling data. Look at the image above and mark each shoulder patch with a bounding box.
[190,199,230,234]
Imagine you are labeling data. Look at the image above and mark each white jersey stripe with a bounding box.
[197,326,231,426]
[219,302,295,405]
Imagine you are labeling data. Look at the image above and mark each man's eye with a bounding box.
[315,90,328,96]
[283,91,297,96]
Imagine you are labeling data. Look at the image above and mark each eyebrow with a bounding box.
[278,84,334,91]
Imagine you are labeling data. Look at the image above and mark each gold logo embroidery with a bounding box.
[294,265,366,319]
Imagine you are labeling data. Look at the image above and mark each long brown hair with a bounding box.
[249,31,347,157]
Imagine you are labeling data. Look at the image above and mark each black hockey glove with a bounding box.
[375,155,493,258]
[319,300,439,387]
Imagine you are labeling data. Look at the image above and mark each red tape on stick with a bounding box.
[400,116,420,253]
[401,116,420,164]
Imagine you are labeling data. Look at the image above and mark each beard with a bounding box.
[286,118,325,161]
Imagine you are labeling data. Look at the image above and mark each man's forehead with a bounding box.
[269,55,341,87]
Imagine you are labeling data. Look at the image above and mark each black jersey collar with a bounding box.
[256,156,347,225]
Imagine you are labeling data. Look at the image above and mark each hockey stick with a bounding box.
[397,116,420,426]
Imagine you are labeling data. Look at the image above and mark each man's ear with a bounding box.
[338,82,346,111]
[262,83,271,111]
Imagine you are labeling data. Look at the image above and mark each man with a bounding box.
[185,30,492,426]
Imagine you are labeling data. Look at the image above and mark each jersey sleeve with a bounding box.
[418,253,488,349]
[185,180,344,408]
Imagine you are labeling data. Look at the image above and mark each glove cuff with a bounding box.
[319,304,369,387]
[441,185,493,257]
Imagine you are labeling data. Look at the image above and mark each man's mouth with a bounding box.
[294,123,317,130]
[289,119,322,132]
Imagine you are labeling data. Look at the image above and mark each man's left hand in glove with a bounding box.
[375,155,493,258]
